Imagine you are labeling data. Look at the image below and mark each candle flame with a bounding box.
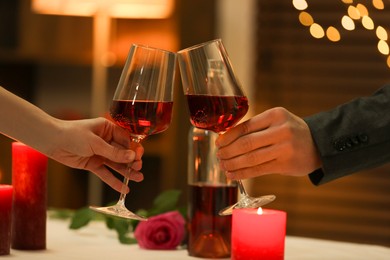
[257,207,263,215]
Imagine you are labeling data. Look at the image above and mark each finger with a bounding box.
[89,165,130,193]
[110,140,144,161]
[105,160,144,182]
[219,144,276,172]
[130,159,143,171]
[225,159,278,180]
[126,170,144,182]
[108,120,132,147]
[129,142,144,160]
[217,130,274,160]
[93,138,137,163]
[216,112,273,148]
[100,119,144,162]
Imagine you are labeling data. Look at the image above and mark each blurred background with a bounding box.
[0,0,389,246]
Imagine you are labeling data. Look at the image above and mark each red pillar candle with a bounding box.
[231,208,286,260]
[0,185,13,255]
[11,142,48,250]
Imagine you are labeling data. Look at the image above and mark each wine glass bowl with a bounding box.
[178,39,275,215]
[110,98,173,140]
[185,94,249,133]
[90,44,176,220]
[178,39,249,133]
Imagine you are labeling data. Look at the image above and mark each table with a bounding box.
[6,219,390,259]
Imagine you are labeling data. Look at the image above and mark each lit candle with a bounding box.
[11,142,48,250]
[0,185,13,255]
[231,208,287,260]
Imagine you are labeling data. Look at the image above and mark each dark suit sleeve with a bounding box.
[304,83,390,185]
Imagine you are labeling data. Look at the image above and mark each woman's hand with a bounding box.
[48,117,144,193]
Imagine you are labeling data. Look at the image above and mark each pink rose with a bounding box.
[134,211,186,250]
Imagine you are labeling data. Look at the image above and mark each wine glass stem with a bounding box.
[237,179,248,197]
[115,136,142,207]
[218,132,249,198]
[117,177,130,207]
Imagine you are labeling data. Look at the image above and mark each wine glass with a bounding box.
[177,39,275,216]
[90,44,176,220]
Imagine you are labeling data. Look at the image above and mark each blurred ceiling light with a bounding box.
[387,56,390,68]
[341,15,355,30]
[292,0,308,10]
[299,11,313,26]
[32,0,174,19]
[342,0,354,3]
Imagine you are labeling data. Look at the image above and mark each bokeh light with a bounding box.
[299,11,314,26]
[341,15,355,30]
[310,23,325,38]
[356,3,369,16]
[376,26,388,41]
[348,5,361,19]
[292,0,308,10]
[326,26,341,42]
[293,0,389,69]
[362,15,375,30]
[378,40,389,55]
[372,0,384,10]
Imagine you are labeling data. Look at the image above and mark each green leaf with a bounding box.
[69,207,95,229]
[104,216,134,244]
[177,206,187,220]
[148,189,182,216]
[118,234,138,244]
[105,216,115,230]
[105,216,130,230]
[49,208,74,219]
[135,208,148,218]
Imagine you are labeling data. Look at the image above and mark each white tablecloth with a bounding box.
[6,219,390,259]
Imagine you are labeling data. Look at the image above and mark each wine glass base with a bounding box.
[218,194,276,216]
[89,205,148,221]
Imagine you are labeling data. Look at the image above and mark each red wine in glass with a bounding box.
[110,100,173,138]
[185,94,249,133]
[188,184,238,258]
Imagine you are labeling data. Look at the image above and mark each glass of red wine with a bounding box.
[90,44,176,220]
[178,39,275,216]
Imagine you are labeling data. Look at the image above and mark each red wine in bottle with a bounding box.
[188,184,238,258]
